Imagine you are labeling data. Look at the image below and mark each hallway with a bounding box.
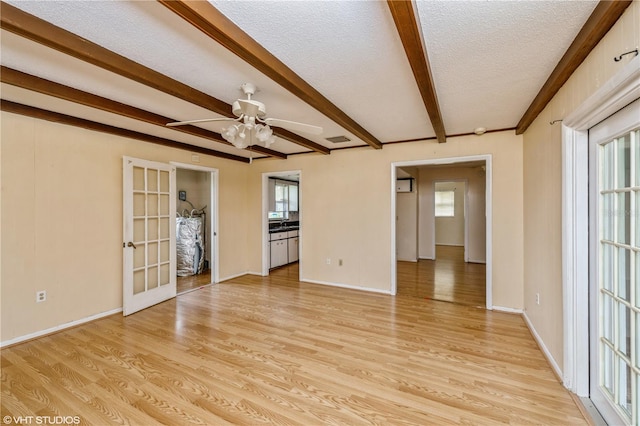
[397,245,486,307]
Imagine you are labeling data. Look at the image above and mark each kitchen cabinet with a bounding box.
[270,239,288,268]
[288,236,299,263]
[288,183,298,212]
[270,231,289,268]
[269,229,299,269]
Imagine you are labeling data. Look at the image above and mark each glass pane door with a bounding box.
[123,157,176,316]
[589,99,639,426]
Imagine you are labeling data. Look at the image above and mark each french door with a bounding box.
[589,99,640,425]
[123,157,176,316]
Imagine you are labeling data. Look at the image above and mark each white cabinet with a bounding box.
[288,237,299,263]
[270,231,288,241]
[269,229,299,268]
[288,183,298,212]
[270,239,288,268]
[270,231,289,268]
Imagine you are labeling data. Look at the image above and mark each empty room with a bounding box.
[2,1,639,424]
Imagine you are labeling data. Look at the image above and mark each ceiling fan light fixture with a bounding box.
[222,122,273,150]
[255,124,273,143]
[168,83,322,152]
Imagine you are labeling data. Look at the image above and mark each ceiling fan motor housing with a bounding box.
[232,99,267,119]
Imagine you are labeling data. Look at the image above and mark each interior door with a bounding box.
[123,157,176,316]
[588,99,639,426]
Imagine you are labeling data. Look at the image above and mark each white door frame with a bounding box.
[391,154,493,309]
[431,179,469,261]
[561,54,640,396]
[171,162,220,284]
[261,170,302,276]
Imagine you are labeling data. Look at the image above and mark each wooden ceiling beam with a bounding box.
[0,66,286,159]
[516,0,632,134]
[0,2,326,155]
[158,0,382,150]
[1,100,250,163]
[387,0,446,144]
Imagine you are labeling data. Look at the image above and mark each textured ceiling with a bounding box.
[0,0,600,160]
[417,0,598,134]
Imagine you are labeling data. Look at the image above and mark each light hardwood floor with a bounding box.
[397,245,486,307]
[1,264,586,425]
[177,270,212,295]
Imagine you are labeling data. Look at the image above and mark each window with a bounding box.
[268,180,298,220]
[435,190,455,217]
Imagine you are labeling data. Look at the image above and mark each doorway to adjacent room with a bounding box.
[173,162,219,295]
[392,155,492,308]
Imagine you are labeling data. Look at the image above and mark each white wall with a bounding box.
[434,181,465,247]
[419,166,486,262]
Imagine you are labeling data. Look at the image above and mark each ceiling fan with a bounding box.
[167,83,323,150]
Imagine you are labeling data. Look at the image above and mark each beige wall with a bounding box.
[247,131,523,308]
[0,112,249,342]
[418,167,486,262]
[522,1,640,371]
[1,103,524,344]
[396,187,419,262]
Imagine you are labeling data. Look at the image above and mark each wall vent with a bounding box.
[325,135,351,143]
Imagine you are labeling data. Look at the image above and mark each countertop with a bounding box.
[269,225,299,234]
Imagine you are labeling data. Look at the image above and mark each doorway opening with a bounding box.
[434,180,468,260]
[172,162,219,294]
[262,170,302,277]
[391,156,492,308]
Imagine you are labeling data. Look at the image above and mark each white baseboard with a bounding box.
[467,258,487,264]
[301,278,393,295]
[491,306,523,314]
[419,256,435,260]
[522,310,563,380]
[219,271,254,282]
[1,307,122,348]
[397,258,418,262]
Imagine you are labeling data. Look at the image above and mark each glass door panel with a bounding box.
[123,157,176,315]
[589,103,639,425]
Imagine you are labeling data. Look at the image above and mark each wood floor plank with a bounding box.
[2,261,586,425]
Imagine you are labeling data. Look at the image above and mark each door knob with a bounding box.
[127,241,137,249]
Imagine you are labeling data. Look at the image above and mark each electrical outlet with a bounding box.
[326,258,331,265]
[36,290,46,303]
[536,293,540,305]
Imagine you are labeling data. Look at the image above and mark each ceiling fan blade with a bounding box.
[166,117,235,127]
[264,118,323,135]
